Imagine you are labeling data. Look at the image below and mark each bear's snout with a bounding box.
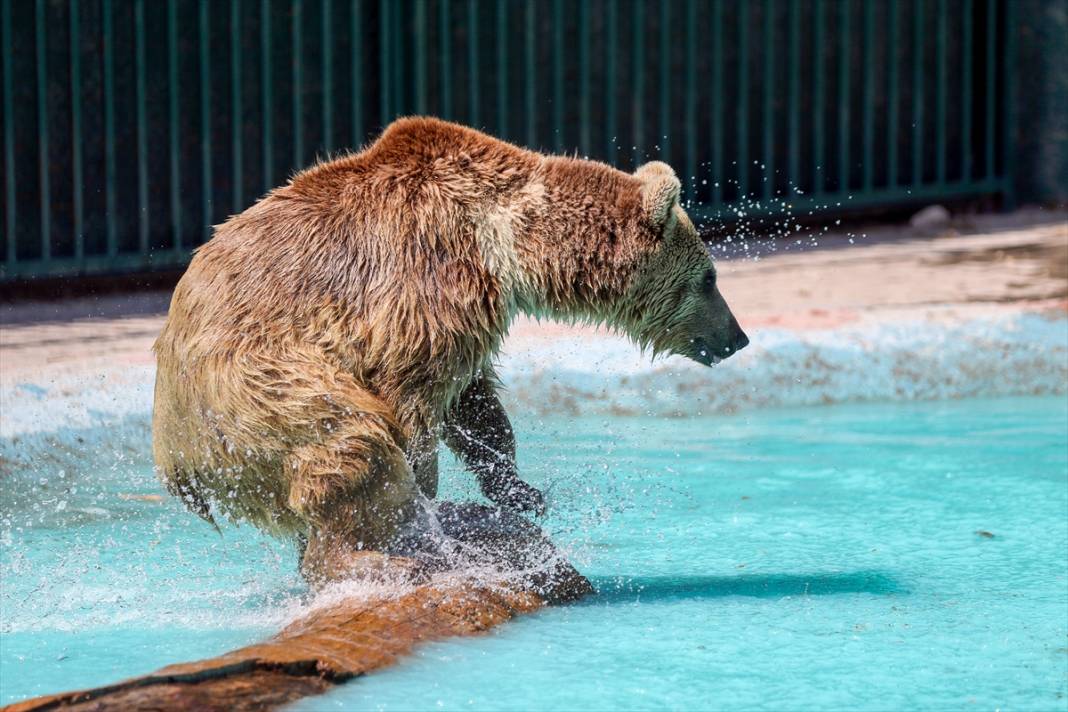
[689,315,749,366]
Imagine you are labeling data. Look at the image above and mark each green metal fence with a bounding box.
[1,0,1014,281]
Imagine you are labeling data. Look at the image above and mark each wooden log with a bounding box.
[4,504,592,711]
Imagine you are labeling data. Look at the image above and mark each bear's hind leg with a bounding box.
[267,367,419,584]
[288,422,421,583]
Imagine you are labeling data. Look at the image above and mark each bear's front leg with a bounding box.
[443,373,545,515]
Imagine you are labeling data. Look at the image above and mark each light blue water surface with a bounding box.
[2,396,1067,709]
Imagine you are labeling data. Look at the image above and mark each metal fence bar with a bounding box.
[813,0,824,194]
[167,0,180,249]
[70,0,83,259]
[685,0,696,198]
[887,0,899,187]
[352,0,363,140]
[200,0,212,242]
[762,0,774,200]
[103,0,117,256]
[35,0,49,260]
[787,0,800,192]
[935,0,947,185]
[961,0,972,183]
[415,0,427,116]
[438,0,449,120]
[985,0,995,179]
[631,0,643,163]
[862,0,874,192]
[578,0,588,156]
[912,0,924,187]
[658,0,669,160]
[232,0,243,210]
[323,0,334,151]
[379,0,389,125]
[139,0,150,252]
[390,0,402,117]
[737,2,748,197]
[711,0,722,204]
[496,0,506,139]
[552,0,562,152]
[523,0,533,146]
[2,0,13,264]
[1002,0,1014,206]
[838,0,850,192]
[467,0,478,128]
[262,0,273,189]
[293,0,303,167]
[605,0,617,164]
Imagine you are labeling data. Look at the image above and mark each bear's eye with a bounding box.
[702,270,717,294]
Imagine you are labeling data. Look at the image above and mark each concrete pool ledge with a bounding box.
[496,299,1068,417]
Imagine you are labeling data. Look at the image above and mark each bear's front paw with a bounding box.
[492,480,546,517]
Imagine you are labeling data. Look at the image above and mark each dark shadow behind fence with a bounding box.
[1,0,1014,281]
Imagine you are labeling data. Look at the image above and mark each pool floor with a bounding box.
[2,396,1067,709]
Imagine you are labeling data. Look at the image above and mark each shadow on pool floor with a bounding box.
[587,571,905,603]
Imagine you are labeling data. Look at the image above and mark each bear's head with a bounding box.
[623,162,748,366]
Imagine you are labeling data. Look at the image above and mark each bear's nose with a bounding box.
[726,316,749,355]
[732,329,750,353]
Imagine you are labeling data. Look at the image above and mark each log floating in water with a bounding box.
[4,503,592,712]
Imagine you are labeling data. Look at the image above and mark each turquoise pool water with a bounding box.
[2,396,1067,709]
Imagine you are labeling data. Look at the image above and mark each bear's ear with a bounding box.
[635,162,681,229]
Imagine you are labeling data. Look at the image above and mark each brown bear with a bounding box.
[152,117,748,581]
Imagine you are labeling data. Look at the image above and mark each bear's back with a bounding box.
[158,118,542,358]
